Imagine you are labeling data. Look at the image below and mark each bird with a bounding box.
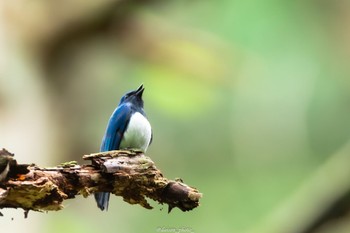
[94,84,152,211]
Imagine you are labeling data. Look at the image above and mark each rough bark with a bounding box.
[0,149,202,215]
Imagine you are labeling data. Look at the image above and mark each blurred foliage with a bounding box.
[1,0,350,233]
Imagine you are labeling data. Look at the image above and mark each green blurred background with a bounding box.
[1,1,350,233]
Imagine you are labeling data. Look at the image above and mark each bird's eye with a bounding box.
[125,91,135,98]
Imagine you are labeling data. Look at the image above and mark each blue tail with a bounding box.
[95,192,110,211]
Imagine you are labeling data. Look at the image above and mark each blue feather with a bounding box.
[95,104,131,211]
[100,104,131,152]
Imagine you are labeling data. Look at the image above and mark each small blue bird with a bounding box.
[95,84,152,211]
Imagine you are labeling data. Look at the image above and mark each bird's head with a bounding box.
[119,84,145,108]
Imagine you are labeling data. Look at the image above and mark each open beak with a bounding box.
[135,84,144,97]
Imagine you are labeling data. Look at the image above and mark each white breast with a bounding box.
[119,112,152,152]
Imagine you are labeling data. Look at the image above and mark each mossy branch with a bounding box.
[0,149,202,215]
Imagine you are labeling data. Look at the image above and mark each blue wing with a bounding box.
[100,104,131,152]
[95,104,131,211]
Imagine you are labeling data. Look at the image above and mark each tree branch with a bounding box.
[0,149,202,215]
